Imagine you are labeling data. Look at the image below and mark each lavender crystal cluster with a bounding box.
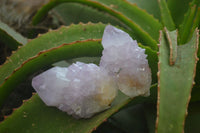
[32,62,117,118]
[32,25,151,118]
[100,25,152,97]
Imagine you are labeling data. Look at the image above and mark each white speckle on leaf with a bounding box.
[100,25,152,98]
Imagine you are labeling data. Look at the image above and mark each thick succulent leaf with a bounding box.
[93,122,125,133]
[109,104,149,133]
[139,44,158,84]
[32,0,162,50]
[179,0,200,44]
[53,57,101,67]
[143,99,200,133]
[0,21,27,50]
[0,84,157,133]
[54,3,123,27]
[157,0,176,31]
[156,29,199,133]
[127,0,161,20]
[190,7,200,35]
[0,39,102,107]
[0,23,105,107]
[167,0,192,26]
[0,23,158,108]
[0,92,131,133]
[108,85,157,133]
[164,28,177,65]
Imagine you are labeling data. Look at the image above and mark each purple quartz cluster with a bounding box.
[100,25,152,97]
[32,25,151,118]
[32,62,117,118]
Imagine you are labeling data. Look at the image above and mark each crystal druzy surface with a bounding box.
[32,62,117,118]
[100,25,152,98]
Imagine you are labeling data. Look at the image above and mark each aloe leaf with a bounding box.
[157,0,176,31]
[190,7,200,35]
[139,44,158,84]
[0,39,102,108]
[0,84,158,133]
[0,21,27,50]
[179,1,200,44]
[0,23,106,85]
[164,28,177,65]
[32,0,162,50]
[109,104,148,132]
[53,57,101,67]
[108,85,157,133]
[127,0,161,20]
[156,29,199,133]
[0,92,131,133]
[0,23,105,107]
[0,23,158,108]
[167,0,192,26]
[54,3,122,27]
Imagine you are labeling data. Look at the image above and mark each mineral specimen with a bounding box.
[32,25,152,119]
[100,25,152,98]
[32,62,117,118]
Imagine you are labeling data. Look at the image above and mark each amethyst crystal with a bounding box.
[100,25,152,98]
[32,62,117,118]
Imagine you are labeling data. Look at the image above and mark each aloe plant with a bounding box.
[0,0,199,133]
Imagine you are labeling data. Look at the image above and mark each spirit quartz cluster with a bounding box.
[32,25,151,118]
[100,25,152,97]
[32,62,117,118]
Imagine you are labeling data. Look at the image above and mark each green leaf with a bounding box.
[0,21,27,50]
[53,57,101,67]
[104,84,157,133]
[127,0,161,21]
[0,84,157,133]
[32,0,162,50]
[0,92,131,133]
[179,0,200,44]
[109,104,149,133]
[0,23,158,109]
[54,3,122,27]
[93,122,124,133]
[164,28,177,65]
[0,23,106,107]
[167,0,192,26]
[0,23,106,85]
[139,44,158,84]
[0,39,103,108]
[157,0,176,31]
[156,29,199,133]
[108,85,158,133]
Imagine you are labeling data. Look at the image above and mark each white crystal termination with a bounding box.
[100,25,152,98]
[32,62,117,118]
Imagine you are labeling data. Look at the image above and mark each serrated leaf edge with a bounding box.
[155,29,199,133]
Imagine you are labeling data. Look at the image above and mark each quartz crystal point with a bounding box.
[32,62,117,118]
[100,25,152,98]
